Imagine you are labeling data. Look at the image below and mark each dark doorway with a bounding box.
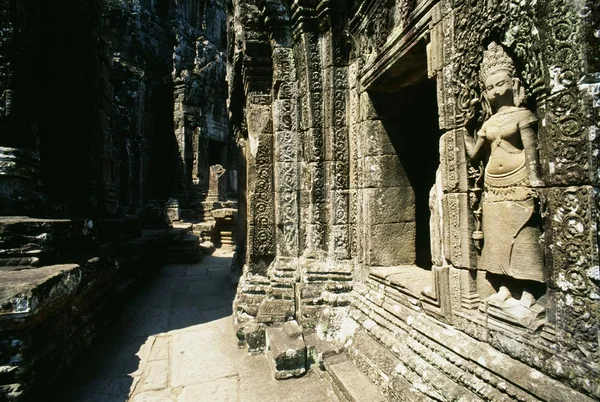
[370,79,440,269]
[208,140,226,167]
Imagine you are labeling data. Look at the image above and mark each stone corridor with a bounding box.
[56,248,339,402]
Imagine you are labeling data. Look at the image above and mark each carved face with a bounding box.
[484,71,514,107]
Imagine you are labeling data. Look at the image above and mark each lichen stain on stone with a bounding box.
[549,66,567,93]
[10,295,29,314]
[587,266,600,281]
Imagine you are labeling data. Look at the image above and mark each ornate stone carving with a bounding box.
[538,86,597,186]
[207,164,227,202]
[329,60,350,257]
[464,43,545,325]
[297,30,326,254]
[442,193,474,270]
[273,46,300,257]
[451,1,546,129]
[247,95,276,257]
[546,186,600,363]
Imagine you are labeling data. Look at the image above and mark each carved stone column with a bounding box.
[272,47,300,258]
[537,0,600,371]
[323,30,351,260]
[293,1,326,257]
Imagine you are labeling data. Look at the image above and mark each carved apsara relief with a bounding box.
[463,42,546,326]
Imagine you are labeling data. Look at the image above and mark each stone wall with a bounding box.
[0,0,229,400]
[0,0,229,219]
[230,0,600,400]
[104,0,229,220]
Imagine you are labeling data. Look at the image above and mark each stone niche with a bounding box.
[364,48,439,271]
[354,16,452,313]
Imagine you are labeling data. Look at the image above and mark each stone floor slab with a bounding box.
[62,377,135,402]
[130,388,179,402]
[88,336,153,378]
[149,336,170,361]
[185,265,209,276]
[177,377,239,402]
[168,305,204,331]
[170,327,238,387]
[113,307,170,338]
[57,248,340,402]
[136,359,169,392]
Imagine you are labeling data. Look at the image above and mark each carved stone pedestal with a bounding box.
[485,299,546,332]
[207,164,227,203]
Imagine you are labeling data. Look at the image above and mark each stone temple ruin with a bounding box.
[1,0,599,401]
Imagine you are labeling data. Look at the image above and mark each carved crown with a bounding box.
[479,42,515,83]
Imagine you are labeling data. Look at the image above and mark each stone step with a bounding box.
[326,360,386,402]
[304,331,345,370]
[163,232,202,264]
[0,218,96,269]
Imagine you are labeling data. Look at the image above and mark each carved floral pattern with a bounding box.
[549,186,600,363]
[300,31,326,252]
[451,0,545,129]
[273,47,300,256]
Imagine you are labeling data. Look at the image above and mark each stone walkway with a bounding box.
[57,248,339,402]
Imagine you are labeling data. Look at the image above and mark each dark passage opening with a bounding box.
[371,79,440,269]
[37,1,99,215]
[208,140,225,167]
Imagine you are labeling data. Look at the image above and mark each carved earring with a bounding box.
[512,78,526,107]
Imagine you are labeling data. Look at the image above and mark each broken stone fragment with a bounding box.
[266,320,307,379]
[244,322,266,353]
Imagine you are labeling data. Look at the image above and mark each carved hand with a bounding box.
[464,131,484,160]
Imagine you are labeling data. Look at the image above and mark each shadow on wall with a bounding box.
[54,253,235,401]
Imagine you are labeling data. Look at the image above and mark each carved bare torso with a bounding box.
[478,107,536,175]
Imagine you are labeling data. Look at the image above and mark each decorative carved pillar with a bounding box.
[272,47,300,258]
[246,92,275,262]
[237,0,277,272]
[538,0,600,367]
[293,3,326,257]
[323,27,351,260]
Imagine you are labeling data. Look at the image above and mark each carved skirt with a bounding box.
[479,164,545,283]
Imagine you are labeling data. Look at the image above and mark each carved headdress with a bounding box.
[479,41,526,108]
[479,42,515,83]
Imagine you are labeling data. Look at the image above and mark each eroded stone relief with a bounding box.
[464,42,546,327]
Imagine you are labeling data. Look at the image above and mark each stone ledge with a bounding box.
[370,265,432,297]
[351,287,600,401]
[0,263,80,321]
[326,359,386,402]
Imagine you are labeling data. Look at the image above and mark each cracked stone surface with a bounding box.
[56,247,339,402]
